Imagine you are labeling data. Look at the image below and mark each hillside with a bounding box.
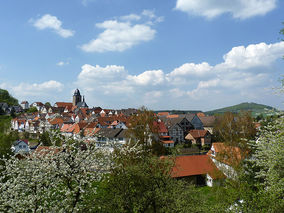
[0,89,18,106]
[205,102,277,116]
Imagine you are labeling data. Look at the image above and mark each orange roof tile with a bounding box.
[55,102,73,108]
[167,114,179,118]
[171,155,225,179]
[157,112,170,116]
[208,142,246,167]
[186,130,209,139]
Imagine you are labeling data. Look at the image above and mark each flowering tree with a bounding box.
[0,133,112,212]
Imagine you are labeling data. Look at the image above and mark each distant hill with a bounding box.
[0,89,18,106]
[205,102,277,116]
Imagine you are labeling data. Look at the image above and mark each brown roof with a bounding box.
[55,102,73,108]
[197,112,206,117]
[157,112,170,116]
[186,129,209,139]
[33,146,61,156]
[208,142,246,167]
[199,116,216,127]
[171,155,225,179]
[84,127,101,137]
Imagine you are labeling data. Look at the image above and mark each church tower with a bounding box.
[73,89,82,106]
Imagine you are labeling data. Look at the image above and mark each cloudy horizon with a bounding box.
[0,0,284,111]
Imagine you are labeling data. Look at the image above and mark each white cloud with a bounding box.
[169,62,212,76]
[78,64,127,82]
[75,41,284,110]
[32,14,74,38]
[175,0,277,19]
[120,14,141,21]
[127,70,165,86]
[56,61,69,66]
[0,80,64,102]
[13,80,64,96]
[80,11,163,53]
[218,42,284,69]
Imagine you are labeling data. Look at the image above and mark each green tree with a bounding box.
[95,142,202,213]
[45,102,51,108]
[0,89,18,106]
[26,106,38,113]
[39,131,52,146]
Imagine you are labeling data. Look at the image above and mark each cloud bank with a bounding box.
[175,0,277,19]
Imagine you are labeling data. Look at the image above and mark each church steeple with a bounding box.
[73,89,82,106]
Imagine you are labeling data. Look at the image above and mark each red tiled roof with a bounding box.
[157,112,170,116]
[153,121,168,133]
[171,155,224,179]
[84,128,101,136]
[167,114,179,118]
[33,146,60,156]
[55,102,73,108]
[48,118,64,125]
[207,142,246,167]
[197,112,206,117]
[186,130,209,139]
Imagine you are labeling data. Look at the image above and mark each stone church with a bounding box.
[73,89,88,108]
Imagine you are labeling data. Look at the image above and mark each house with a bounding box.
[185,129,212,147]
[161,117,194,143]
[207,142,247,179]
[20,101,29,110]
[30,102,44,111]
[11,140,30,155]
[94,128,124,146]
[180,114,204,130]
[170,155,225,187]
[199,116,216,134]
[153,120,174,148]
[54,102,73,108]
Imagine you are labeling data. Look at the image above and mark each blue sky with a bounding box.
[0,0,284,111]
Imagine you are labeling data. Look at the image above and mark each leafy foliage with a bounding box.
[26,106,38,113]
[0,89,18,106]
[96,141,203,213]
[127,106,166,156]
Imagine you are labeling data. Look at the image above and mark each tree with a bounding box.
[95,141,203,213]
[45,102,51,108]
[0,134,112,212]
[213,111,256,160]
[26,106,38,113]
[39,131,52,146]
[127,106,165,156]
[0,89,18,106]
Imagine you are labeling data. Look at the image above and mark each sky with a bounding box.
[0,0,284,111]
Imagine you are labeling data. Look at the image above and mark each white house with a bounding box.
[20,101,29,110]
[11,140,30,154]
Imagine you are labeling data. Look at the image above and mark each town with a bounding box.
[2,88,257,188]
[1,0,284,211]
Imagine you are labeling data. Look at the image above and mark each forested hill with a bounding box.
[0,89,18,106]
[205,102,277,115]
